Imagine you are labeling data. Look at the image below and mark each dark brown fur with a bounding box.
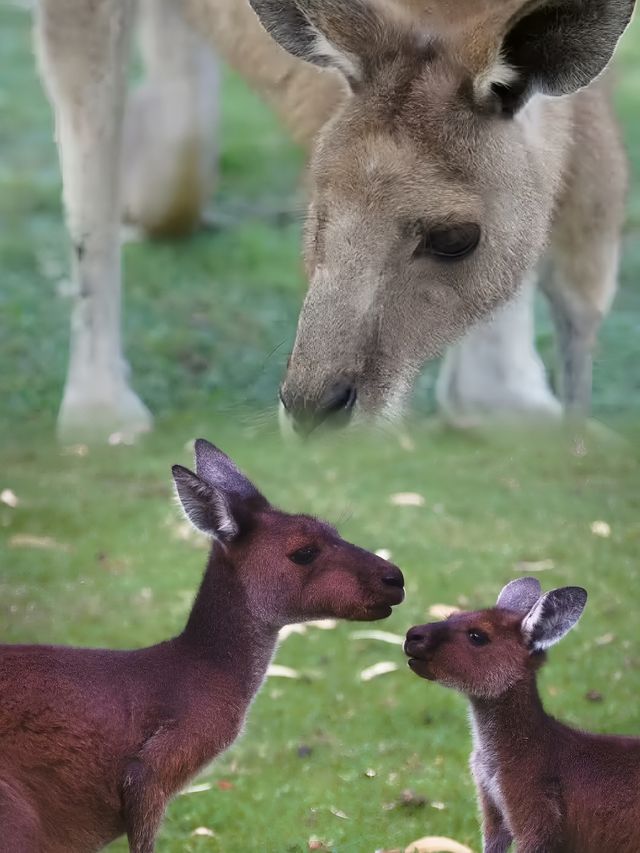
[0,441,404,852]
[405,583,640,853]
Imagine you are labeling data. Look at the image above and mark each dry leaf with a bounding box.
[279,624,307,641]
[428,604,460,620]
[398,789,427,808]
[61,443,89,457]
[351,630,404,645]
[514,559,554,573]
[330,807,349,820]
[405,837,474,853]
[1,489,19,508]
[359,661,399,682]
[375,548,393,560]
[169,520,208,549]
[191,827,216,837]
[306,619,337,630]
[9,534,70,553]
[390,492,425,507]
[590,520,611,538]
[180,783,212,795]
[267,664,301,679]
[595,633,615,646]
[134,587,153,606]
[398,433,416,452]
[308,836,332,851]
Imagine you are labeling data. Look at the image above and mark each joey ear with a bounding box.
[484,0,635,114]
[496,577,542,613]
[521,586,588,652]
[172,465,239,540]
[248,0,387,86]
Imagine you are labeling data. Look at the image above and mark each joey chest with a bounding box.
[471,744,510,825]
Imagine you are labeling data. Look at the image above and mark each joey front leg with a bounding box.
[34,0,152,443]
[510,799,564,853]
[477,786,513,853]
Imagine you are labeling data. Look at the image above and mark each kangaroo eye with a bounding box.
[414,223,481,261]
[468,629,490,646]
[289,546,320,566]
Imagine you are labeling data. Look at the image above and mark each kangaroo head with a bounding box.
[173,439,405,627]
[249,0,634,432]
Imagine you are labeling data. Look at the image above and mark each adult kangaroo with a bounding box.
[247,0,633,432]
[33,0,633,440]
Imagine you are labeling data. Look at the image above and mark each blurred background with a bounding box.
[1,3,639,851]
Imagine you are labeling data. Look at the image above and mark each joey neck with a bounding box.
[469,674,548,751]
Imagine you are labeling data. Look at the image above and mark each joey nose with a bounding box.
[405,625,427,644]
[280,380,357,435]
[404,625,428,654]
[382,567,405,589]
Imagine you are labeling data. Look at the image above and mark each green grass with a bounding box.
[0,6,639,852]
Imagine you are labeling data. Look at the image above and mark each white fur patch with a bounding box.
[312,32,361,80]
[470,713,512,832]
[475,54,519,99]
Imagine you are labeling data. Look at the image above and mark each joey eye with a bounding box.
[414,223,481,261]
[468,629,490,647]
[288,546,320,566]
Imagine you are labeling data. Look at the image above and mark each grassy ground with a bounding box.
[1,6,639,852]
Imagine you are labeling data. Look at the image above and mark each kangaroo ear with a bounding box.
[497,577,543,613]
[194,439,263,503]
[172,465,239,540]
[248,0,389,87]
[172,441,266,540]
[521,587,588,652]
[482,0,635,114]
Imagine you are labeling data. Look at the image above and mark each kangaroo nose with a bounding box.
[382,567,404,589]
[404,625,428,654]
[280,381,357,436]
[405,625,426,644]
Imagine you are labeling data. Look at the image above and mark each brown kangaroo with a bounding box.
[405,577,640,853]
[0,439,404,852]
